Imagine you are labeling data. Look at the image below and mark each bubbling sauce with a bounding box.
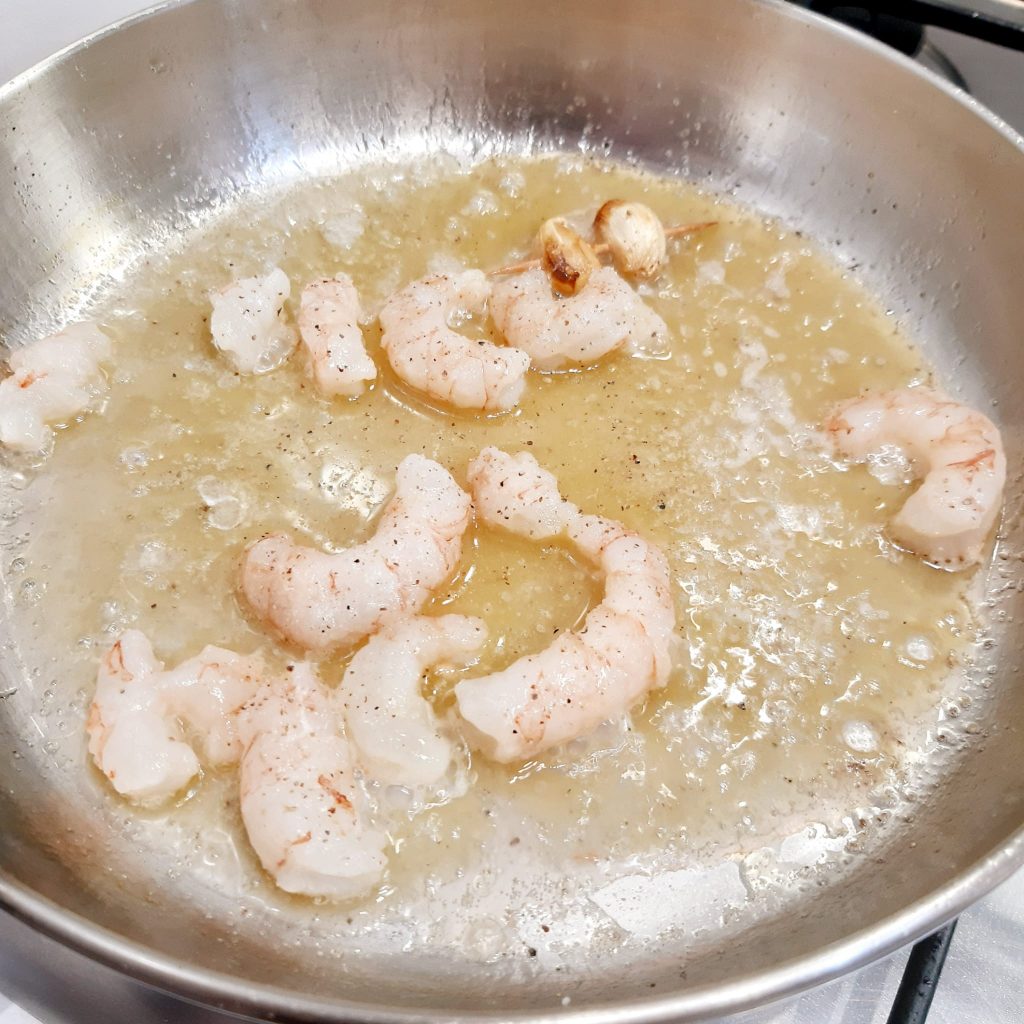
[1,154,979,955]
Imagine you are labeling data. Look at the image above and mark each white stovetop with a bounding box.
[0,4,1022,1023]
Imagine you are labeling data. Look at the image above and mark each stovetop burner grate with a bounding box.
[886,921,958,1024]
[794,1,1024,51]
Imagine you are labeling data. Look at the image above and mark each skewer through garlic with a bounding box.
[488,206,715,287]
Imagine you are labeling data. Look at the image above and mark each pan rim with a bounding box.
[3,825,1023,1022]
[1,0,1023,1020]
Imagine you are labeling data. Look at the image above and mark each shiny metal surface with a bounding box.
[0,1,1023,1021]
[5,868,1024,1024]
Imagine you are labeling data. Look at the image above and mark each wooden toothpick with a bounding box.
[487,220,718,277]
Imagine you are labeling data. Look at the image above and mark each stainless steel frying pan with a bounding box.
[1,1,1023,1021]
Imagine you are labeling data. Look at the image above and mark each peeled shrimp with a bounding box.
[241,454,471,652]
[489,266,668,371]
[826,387,1006,568]
[379,270,531,411]
[87,630,262,803]
[297,275,376,397]
[238,662,387,899]
[209,266,298,374]
[455,448,676,762]
[467,446,578,540]
[340,614,486,787]
[0,323,111,453]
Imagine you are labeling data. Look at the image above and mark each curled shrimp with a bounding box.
[210,266,298,374]
[378,270,531,412]
[0,323,111,453]
[87,630,262,803]
[297,274,376,397]
[240,454,471,652]
[238,661,387,899]
[489,266,668,370]
[826,387,1006,568]
[455,448,676,762]
[340,614,486,787]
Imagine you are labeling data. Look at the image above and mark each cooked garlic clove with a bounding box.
[538,217,601,296]
[594,200,667,278]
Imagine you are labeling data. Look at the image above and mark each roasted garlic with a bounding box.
[538,217,601,296]
[593,200,667,278]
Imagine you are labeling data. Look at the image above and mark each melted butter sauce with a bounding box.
[2,154,978,944]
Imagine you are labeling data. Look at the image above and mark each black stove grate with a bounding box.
[793,1,1024,51]
[886,921,958,1024]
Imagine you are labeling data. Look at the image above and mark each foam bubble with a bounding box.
[904,635,935,663]
[321,205,366,249]
[842,719,879,754]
